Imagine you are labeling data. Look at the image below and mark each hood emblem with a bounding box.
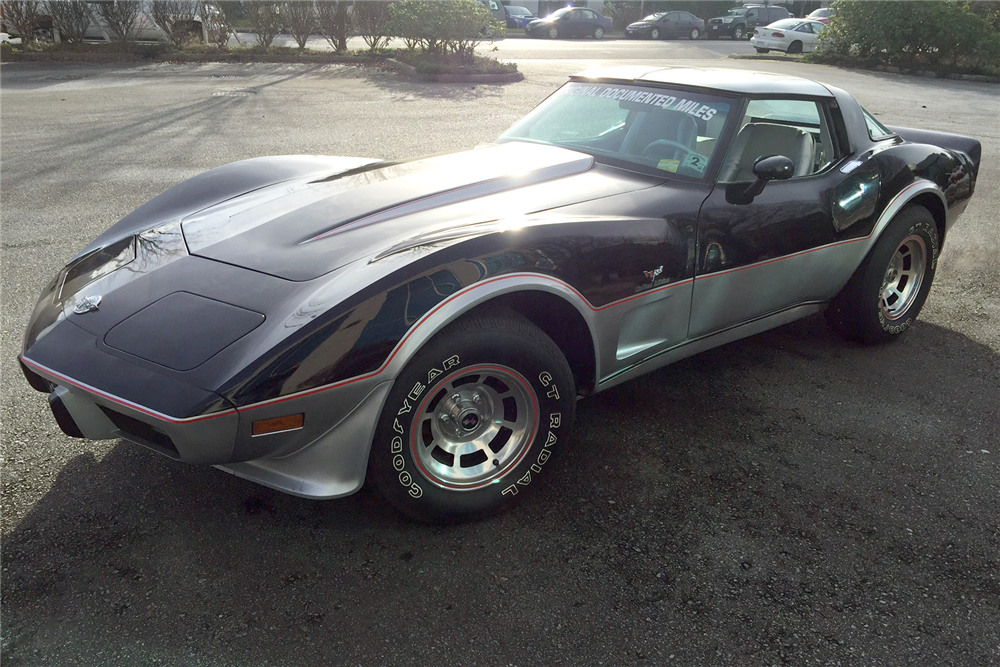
[74,295,102,314]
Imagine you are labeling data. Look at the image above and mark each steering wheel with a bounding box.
[641,139,697,160]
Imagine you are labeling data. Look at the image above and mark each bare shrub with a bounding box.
[1,0,42,43]
[47,0,91,44]
[201,0,237,48]
[150,0,201,47]
[282,0,316,49]
[92,0,141,42]
[315,0,349,52]
[243,0,283,48]
[353,0,393,51]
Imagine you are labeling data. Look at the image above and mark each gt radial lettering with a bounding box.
[501,385,559,497]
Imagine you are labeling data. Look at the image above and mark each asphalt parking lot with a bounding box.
[1,41,998,666]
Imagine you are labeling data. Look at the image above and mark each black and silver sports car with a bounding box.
[20,67,980,522]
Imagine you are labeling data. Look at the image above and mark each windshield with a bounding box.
[547,7,571,18]
[643,13,665,21]
[497,82,734,180]
[727,8,748,16]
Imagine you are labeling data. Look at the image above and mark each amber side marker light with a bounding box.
[252,413,305,436]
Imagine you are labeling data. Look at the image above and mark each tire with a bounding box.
[593,26,604,39]
[369,309,576,523]
[787,40,803,54]
[548,25,558,39]
[650,27,660,40]
[689,27,700,39]
[732,25,744,40]
[755,47,769,53]
[825,205,939,344]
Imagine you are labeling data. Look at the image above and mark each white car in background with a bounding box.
[750,18,825,54]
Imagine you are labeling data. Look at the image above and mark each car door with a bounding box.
[794,21,820,52]
[689,97,880,338]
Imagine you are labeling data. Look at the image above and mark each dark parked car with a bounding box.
[20,68,980,522]
[708,4,791,40]
[526,6,612,39]
[504,5,535,29]
[625,10,704,40]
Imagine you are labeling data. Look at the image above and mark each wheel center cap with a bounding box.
[460,412,480,431]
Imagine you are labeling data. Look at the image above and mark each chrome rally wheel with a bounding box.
[880,235,927,321]
[826,205,938,344]
[412,365,537,490]
[369,309,575,523]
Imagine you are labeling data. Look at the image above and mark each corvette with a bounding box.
[20,67,980,522]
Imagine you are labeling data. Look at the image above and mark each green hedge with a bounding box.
[817,0,1000,75]
[388,0,503,63]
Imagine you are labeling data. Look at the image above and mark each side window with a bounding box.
[862,108,896,141]
[583,9,597,19]
[746,9,758,20]
[667,12,681,21]
[489,1,499,10]
[719,99,838,183]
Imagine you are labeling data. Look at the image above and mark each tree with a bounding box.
[1,0,42,43]
[47,0,91,44]
[92,0,142,42]
[150,0,201,47]
[353,0,393,51]
[243,0,283,48]
[316,0,350,52]
[282,0,315,50]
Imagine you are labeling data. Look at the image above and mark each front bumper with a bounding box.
[22,354,393,499]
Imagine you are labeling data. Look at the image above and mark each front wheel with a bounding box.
[369,309,576,522]
[732,25,744,40]
[593,25,604,39]
[826,205,939,344]
[787,40,803,54]
[548,25,558,39]
[650,27,660,40]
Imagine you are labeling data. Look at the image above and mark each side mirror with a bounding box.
[726,155,795,205]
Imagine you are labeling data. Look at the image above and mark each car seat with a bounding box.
[718,122,816,181]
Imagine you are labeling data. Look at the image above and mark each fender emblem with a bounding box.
[74,295,102,314]
[642,265,663,280]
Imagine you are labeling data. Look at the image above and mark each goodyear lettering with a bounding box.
[408,381,426,401]
[393,454,405,471]
[391,436,403,454]
[397,399,411,416]
[442,355,460,371]
[393,419,403,435]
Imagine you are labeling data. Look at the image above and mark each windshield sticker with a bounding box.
[563,85,724,121]
[657,159,680,173]
[682,152,710,173]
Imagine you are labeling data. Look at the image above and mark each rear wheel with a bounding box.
[689,27,700,39]
[593,25,604,39]
[826,205,938,344]
[369,309,576,523]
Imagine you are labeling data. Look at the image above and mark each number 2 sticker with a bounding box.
[682,152,709,173]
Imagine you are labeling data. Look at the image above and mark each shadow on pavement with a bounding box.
[2,315,998,666]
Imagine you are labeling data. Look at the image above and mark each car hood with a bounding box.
[180,142,641,281]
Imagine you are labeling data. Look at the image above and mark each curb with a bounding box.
[383,58,521,84]
[728,53,1000,84]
